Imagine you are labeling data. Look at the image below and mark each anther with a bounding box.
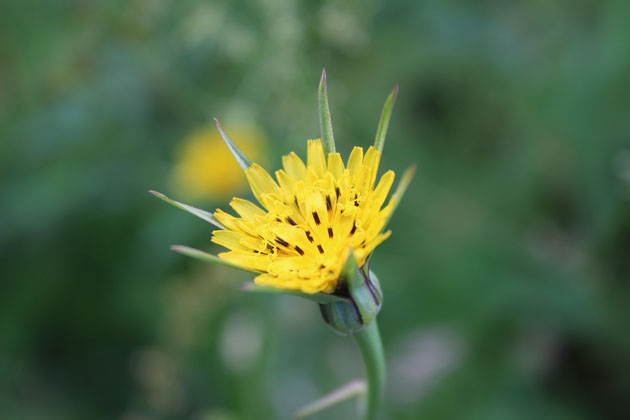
[350,222,357,235]
[326,195,332,211]
[317,244,324,254]
[294,245,304,255]
[286,217,297,226]
[312,212,321,225]
[275,237,289,247]
[328,227,334,238]
[305,231,314,242]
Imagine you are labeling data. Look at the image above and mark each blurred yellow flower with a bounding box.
[172,124,266,200]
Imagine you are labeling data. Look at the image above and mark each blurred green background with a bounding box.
[2,0,630,419]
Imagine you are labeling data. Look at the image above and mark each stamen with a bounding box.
[286,216,297,226]
[350,222,357,235]
[317,244,324,254]
[295,245,305,255]
[305,231,314,242]
[328,227,334,238]
[312,212,321,225]
[275,237,289,247]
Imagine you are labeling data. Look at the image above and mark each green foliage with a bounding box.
[1,0,630,419]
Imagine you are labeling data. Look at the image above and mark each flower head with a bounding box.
[152,73,413,419]
[152,71,413,304]
[212,139,395,294]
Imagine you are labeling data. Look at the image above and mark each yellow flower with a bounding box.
[172,125,266,199]
[153,73,413,302]
[211,139,395,294]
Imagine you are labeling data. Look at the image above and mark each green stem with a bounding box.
[352,320,386,420]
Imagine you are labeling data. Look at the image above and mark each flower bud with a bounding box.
[319,252,383,335]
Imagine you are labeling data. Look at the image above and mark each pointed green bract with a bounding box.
[241,283,343,304]
[384,164,416,228]
[170,245,258,273]
[373,85,398,155]
[344,252,382,328]
[149,190,225,229]
[318,69,336,154]
[294,380,366,419]
[213,117,253,170]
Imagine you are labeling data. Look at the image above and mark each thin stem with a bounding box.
[294,380,366,419]
[352,321,386,420]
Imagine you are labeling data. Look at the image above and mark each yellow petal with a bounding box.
[347,146,364,180]
[214,209,241,231]
[275,169,297,194]
[307,139,326,177]
[282,152,307,180]
[212,230,251,251]
[245,163,281,205]
[219,251,268,272]
[363,146,381,189]
[372,170,395,209]
[327,153,345,180]
[230,197,265,218]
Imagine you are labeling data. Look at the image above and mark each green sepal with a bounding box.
[318,69,336,154]
[213,117,253,170]
[170,245,258,273]
[319,251,383,335]
[241,283,343,304]
[384,164,416,228]
[373,84,398,155]
[149,190,225,229]
[171,246,345,304]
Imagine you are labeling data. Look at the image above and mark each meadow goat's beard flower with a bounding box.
[151,70,413,420]
[212,138,394,294]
